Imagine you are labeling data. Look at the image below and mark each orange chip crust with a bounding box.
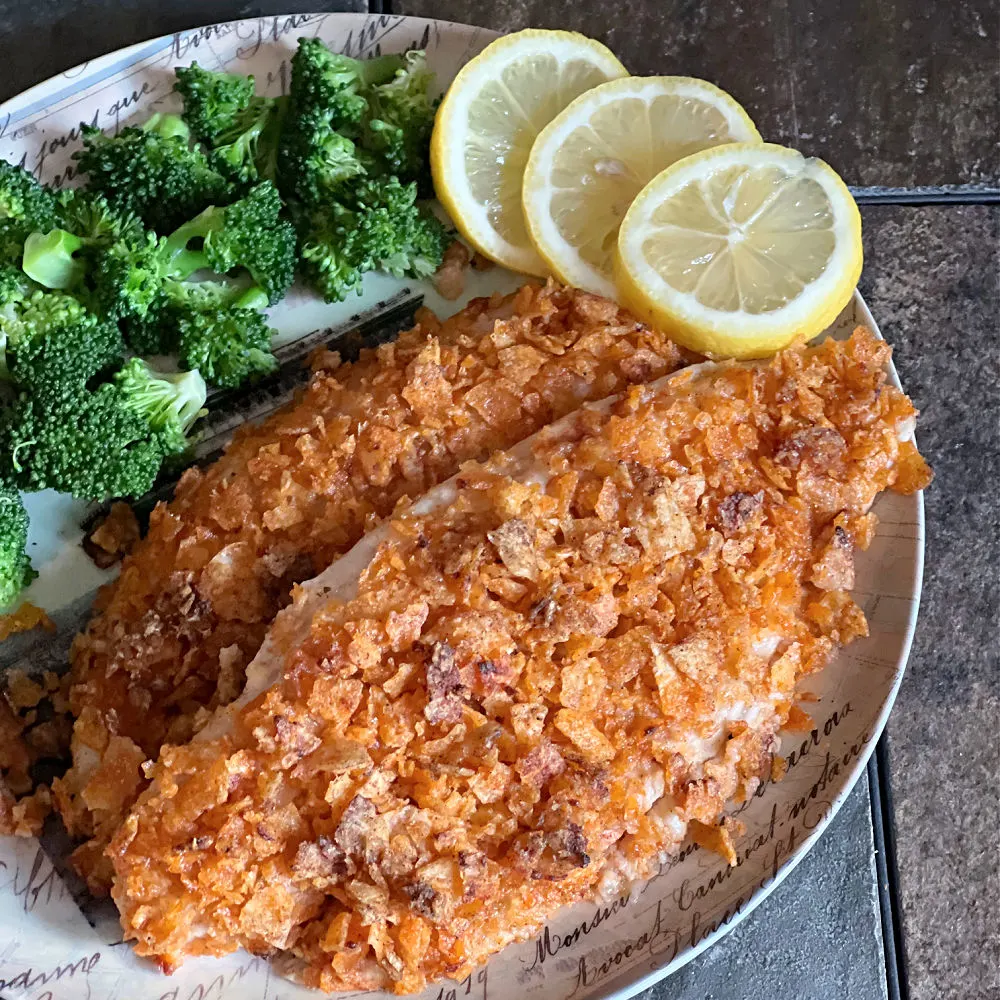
[111,328,929,993]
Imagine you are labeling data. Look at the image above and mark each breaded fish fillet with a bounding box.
[56,283,686,891]
[110,329,930,993]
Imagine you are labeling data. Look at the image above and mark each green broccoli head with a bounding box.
[175,63,286,185]
[0,483,35,610]
[55,188,148,246]
[121,271,272,388]
[0,293,123,398]
[0,262,37,307]
[0,219,31,267]
[0,160,60,231]
[285,110,372,206]
[1,266,120,398]
[163,182,296,303]
[289,40,403,127]
[119,292,178,357]
[73,116,234,233]
[278,40,405,204]
[4,351,203,501]
[174,63,256,145]
[91,229,170,320]
[6,383,167,500]
[113,357,206,457]
[17,190,162,321]
[298,177,448,302]
[176,307,277,389]
[364,50,438,191]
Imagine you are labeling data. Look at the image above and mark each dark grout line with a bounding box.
[868,739,911,1000]
[852,188,1000,206]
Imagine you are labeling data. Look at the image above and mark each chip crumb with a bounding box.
[0,603,54,643]
[433,240,471,301]
[83,502,140,569]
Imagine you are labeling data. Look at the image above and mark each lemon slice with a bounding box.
[615,143,863,359]
[431,29,627,275]
[523,76,761,297]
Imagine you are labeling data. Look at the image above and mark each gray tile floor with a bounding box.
[860,205,1000,1000]
[0,3,997,999]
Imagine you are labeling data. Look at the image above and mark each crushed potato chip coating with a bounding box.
[57,283,686,890]
[111,329,929,992]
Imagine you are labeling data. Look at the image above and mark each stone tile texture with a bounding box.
[859,204,1000,1000]
[398,0,999,189]
[0,1,366,105]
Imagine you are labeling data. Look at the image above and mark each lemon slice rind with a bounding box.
[432,29,627,276]
[616,143,863,359]
[523,76,762,297]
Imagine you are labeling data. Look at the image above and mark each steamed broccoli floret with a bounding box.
[6,385,166,500]
[175,64,286,185]
[113,357,207,456]
[0,483,35,610]
[30,182,291,328]
[298,177,449,301]
[175,307,277,389]
[0,163,60,270]
[109,183,290,383]
[282,110,372,206]
[278,40,404,205]
[0,160,60,230]
[0,220,29,267]
[1,296,123,398]
[163,182,296,303]
[18,192,166,321]
[0,262,37,310]
[70,194,171,320]
[91,181,291,342]
[55,188,147,246]
[119,294,177,357]
[364,51,438,190]
[91,229,171,320]
[5,359,206,501]
[73,115,233,233]
[122,279,269,363]
[0,270,123,396]
[174,65,256,143]
[277,39,447,299]
[288,39,403,131]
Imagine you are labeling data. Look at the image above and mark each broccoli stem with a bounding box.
[114,357,207,456]
[22,229,85,289]
[232,285,269,310]
[142,113,192,142]
[358,53,409,87]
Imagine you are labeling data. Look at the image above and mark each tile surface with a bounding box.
[859,204,1000,1000]
[0,1,366,105]
[649,776,888,1000]
[398,0,999,190]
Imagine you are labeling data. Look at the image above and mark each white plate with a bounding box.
[0,14,924,1000]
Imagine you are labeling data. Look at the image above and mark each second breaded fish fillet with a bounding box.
[56,282,686,891]
[110,329,930,992]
